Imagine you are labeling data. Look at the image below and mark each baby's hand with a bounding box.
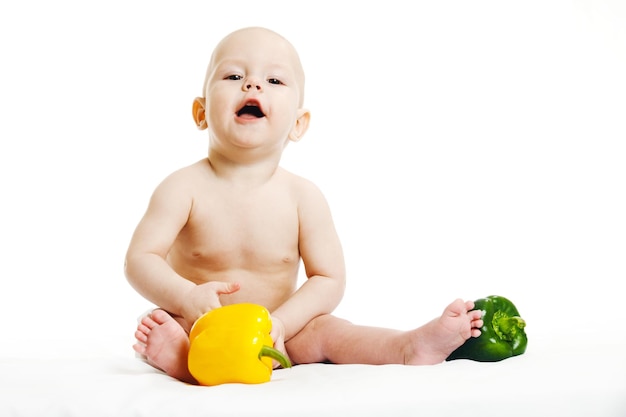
[184,281,241,325]
[270,315,289,368]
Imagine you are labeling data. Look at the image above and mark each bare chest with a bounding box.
[173,188,300,271]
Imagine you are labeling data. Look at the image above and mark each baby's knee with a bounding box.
[285,314,348,364]
[305,314,352,336]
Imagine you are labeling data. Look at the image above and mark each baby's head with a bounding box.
[193,27,308,140]
[202,27,306,107]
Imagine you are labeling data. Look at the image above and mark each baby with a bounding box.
[125,26,483,383]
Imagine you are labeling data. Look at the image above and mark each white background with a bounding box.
[1,1,624,357]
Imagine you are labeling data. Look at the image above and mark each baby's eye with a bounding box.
[225,74,242,80]
[267,78,284,85]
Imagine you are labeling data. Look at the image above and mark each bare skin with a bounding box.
[127,27,483,384]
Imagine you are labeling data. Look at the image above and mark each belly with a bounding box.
[168,252,300,313]
[218,273,296,313]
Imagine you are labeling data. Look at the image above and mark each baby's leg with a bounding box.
[133,309,196,383]
[285,315,406,364]
[286,299,483,365]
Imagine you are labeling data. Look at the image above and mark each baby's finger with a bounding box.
[470,309,484,320]
[207,281,241,295]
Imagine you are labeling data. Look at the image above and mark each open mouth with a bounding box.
[236,100,265,118]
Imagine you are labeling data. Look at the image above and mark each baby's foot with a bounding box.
[133,309,195,383]
[405,299,483,365]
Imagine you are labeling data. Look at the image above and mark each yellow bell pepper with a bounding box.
[187,303,292,386]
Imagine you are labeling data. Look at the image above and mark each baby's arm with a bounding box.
[124,169,237,329]
[271,179,346,342]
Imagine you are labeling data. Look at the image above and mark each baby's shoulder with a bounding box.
[278,167,316,187]
[163,159,210,182]
[152,159,209,195]
[278,167,326,201]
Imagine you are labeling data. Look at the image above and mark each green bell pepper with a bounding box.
[447,295,527,362]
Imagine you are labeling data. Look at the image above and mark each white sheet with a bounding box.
[1,333,624,417]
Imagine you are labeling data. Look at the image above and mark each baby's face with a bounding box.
[203,28,306,149]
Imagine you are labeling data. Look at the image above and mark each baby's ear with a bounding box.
[288,109,310,142]
[192,97,208,130]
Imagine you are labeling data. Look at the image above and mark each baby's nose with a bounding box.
[244,80,261,91]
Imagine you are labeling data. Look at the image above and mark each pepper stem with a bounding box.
[259,345,292,368]
[493,312,526,341]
